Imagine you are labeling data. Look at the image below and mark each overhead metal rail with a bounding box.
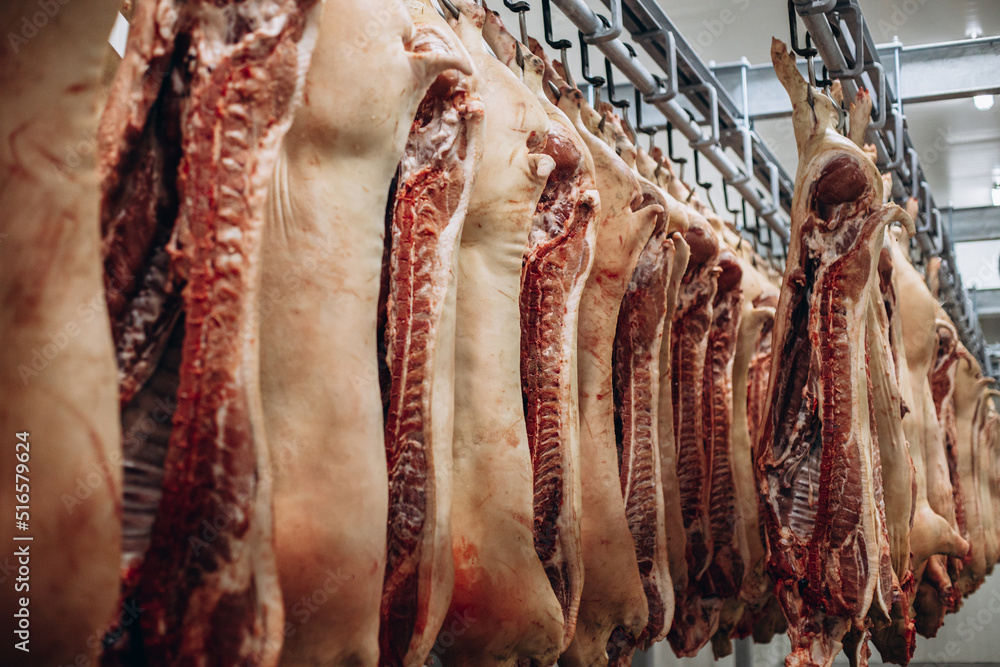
[944,206,1000,243]
[714,36,1000,120]
[974,289,1000,319]
[789,0,990,371]
[547,0,795,251]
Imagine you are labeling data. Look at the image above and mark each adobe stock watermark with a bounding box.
[875,0,931,40]
[16,292,110,385]
[957,252,1000,296]
[925,583,1000,664]
[692,0,753,50]
[427,609,478,665]
[247,566,354,663]
[17,268,134,386]
[339,4,408,60]
[6,0,73,55]
[916,124,955,167]
[53,125,99,181]
[0,554,15,586]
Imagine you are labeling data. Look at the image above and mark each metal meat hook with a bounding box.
[723,179,743,226]
[635,86,666,152]
[605,57,634,140]
[666,121,687,183]
[826,3,865,79]
[788,0,818,86]
[503,0,530,45]
[691,150,716,213]
[546,79,562,101]
[578,28,605,107]
[680,84,719,150]
[515,41,525,73]
[541,0,574,89]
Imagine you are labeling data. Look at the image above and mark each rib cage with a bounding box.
[703,254,748,602]
[608,213,676,663]
[381,33,484,665]
[866,251,917,664]
[667,220,723,658]
[520,125,595,648]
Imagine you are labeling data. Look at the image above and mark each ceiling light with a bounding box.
[974,94,995,111]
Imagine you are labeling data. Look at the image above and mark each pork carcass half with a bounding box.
[909,288,961,549]
[978,396,1000,576]
[738,280,784,649]
[887,229,967,576]
[929,318,971,604]
[718,256,778,654]
[480,16,596,653]
[926,266,968,601]
[974,388,999,580]
[667,214,723,658]
[98,0,322,662]
[635,146,696,637]
[438,2,568,663]
[683,199,757,653]
[738,274,787,647]
[559,91,660,667]
[951,349,994,596]
[848,114,916,663]
[866,243,917,665]
[701,250,752,658]
[756,39,908,667]
[972,371,998,588]
[379,3,485,664]
[260,2,469,664]
[0,3,121,663]
[890,227,968,636]
[747,285,780,458]
[602,114,680,663]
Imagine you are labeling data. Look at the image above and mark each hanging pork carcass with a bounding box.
[756,39,909,667]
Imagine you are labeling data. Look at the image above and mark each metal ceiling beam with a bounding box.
[972,288,1000,318]
[897,37,1000,104]
[947,206,1000,243]
[714,36,1000,120]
